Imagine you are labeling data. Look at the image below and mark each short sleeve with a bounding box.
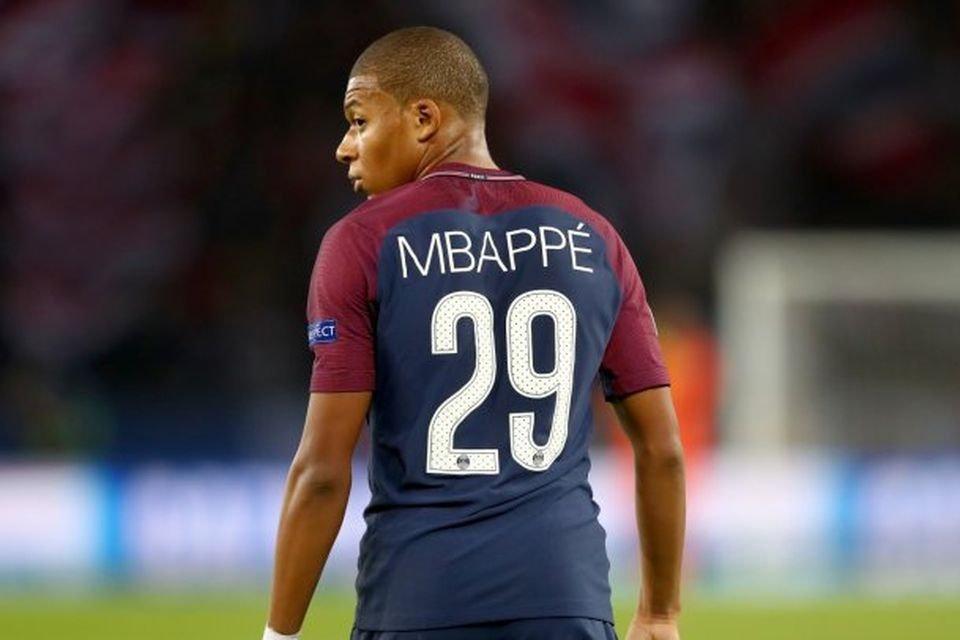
[306,220,376,392]
[599,235,670,400]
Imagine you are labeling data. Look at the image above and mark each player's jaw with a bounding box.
[341,148,416,197]
[339,136,421,197]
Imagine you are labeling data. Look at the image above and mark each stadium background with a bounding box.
[1,0,959,637]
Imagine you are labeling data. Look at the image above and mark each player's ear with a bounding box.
[411,99,441,142]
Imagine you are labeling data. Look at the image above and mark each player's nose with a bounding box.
[336,132,357,165]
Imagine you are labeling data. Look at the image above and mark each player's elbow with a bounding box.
[288,458,352,497]
[635,435,685,475]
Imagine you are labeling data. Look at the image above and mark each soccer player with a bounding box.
[264,26,685,640]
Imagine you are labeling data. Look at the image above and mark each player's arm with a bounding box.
[613,386,685,640]
[266,390,372,637]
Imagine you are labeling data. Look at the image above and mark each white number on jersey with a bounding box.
[426,289,576,475]
[426,292,500,475]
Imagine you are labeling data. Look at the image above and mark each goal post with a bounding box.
[717,232,960,452]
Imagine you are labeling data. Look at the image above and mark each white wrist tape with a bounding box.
[263,626,300,640]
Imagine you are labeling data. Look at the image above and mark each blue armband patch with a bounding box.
[307,319,337,345]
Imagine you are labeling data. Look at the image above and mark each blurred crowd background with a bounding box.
[1,0,959,599]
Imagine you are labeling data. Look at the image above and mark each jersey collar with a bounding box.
[420,162,525,182]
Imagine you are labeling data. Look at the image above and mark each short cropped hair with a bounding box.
[351,26,489,121]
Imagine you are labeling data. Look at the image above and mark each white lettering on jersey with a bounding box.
[399,233,445,279]
[505,228,538,271]
[538,226,567,268]
[476,231,509,273]
[397,223,595,278]
[444,231,476,273]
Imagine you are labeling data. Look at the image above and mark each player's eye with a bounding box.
[352,117,367,128]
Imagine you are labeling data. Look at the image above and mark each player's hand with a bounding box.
[624,615,680,640]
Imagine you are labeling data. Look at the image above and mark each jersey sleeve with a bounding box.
[599,233,670,400]
[306,219,376,392]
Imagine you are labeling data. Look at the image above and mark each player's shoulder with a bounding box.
[315,181,433,258]
[328,173,625,251]
[520,179,623,244]
[336,179,450,233]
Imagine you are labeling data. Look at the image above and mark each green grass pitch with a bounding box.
[1,590,958,638]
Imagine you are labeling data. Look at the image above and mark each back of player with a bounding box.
[266,26,683,640]
[307,164,668,632]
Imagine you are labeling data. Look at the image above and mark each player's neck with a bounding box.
[415,126,498,178]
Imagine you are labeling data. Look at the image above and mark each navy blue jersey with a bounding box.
[306,163,669,631]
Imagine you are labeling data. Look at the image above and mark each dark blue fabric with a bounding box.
[358,207,621,630]
[351,617,618,640]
